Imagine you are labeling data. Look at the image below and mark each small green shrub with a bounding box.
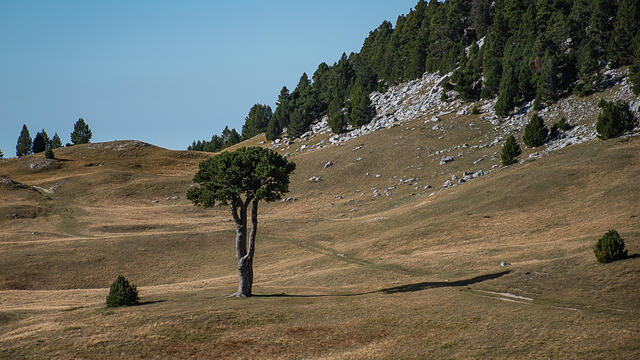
[596,100,637,140]
[501,135,522,166]
[440,92,448,102]
[44,148,54,159]
[523,113,549,148]
[555,117,573,131]
[593,230,628,263]
[106,275,139,307]
[472,106,481,115]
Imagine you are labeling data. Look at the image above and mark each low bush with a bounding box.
[106,275,139,307]
[44,148,54,159]
[596,100,637,140]
[593,230,628,263]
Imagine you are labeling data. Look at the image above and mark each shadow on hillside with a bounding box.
[379,271,511,294]
[253,271,511,298]
[133,300,167,306]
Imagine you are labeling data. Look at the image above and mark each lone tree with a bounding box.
[0,148,4,159]
[16,124,32,157]
[501,135,522,166]
[71,118,92,145]
[187,147,296,297]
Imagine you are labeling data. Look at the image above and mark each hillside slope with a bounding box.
[1,76,639,358]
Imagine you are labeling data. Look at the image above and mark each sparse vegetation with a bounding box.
[106,275,139,307]
[596,100,637,140]
[554,117,573,132]
[523,113,549,148]
[501,135,522,166]
[472,106,481,115]
[593,230,628,263]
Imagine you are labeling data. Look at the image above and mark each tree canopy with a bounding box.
[188,147,295,207]
[16,125,32,157]
[71,118,92,145]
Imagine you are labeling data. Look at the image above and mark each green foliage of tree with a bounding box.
[106,275,139,307]
[501,135,522,166]
[241,104,272,140]
[287,108,309,139]
[630,34,640,95]
[609,0,640,66]
[44,148,55,159]
[189,126,241,153]
[346,85,376,127]
[328,99,346,134]
[187,147,295,297]
[71,118,92,145]
[0,148,4,159]
[523,113,549,148]
[495,65,518,117]
[265,117,281,142]
[596,100,637,139]
[32,129,50,154]
[51,132,62,149]
[16,124,32,157]
[593,230,628,263]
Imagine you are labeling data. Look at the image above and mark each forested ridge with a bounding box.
[189,0,640,151]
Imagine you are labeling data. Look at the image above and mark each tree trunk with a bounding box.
[230,199,258,297]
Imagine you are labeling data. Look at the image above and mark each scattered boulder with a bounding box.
[324,161,333,169]
[166,196,180,201]
[309,176,321,182]
[440,156,454,165]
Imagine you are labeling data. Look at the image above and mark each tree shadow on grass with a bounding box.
[133,300,167,306]
[378,270,511,294]
[252,270,511,298]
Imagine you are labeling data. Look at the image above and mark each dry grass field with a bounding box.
[1,104,639,358]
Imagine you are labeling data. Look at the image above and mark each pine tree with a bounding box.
[241,104,272,140]
[51,132,62,149]
[227,129,240,146]
[609,0,640,65]
[265,117,281,142]
[596,100,637,139]
[328,98,346,134]
[71,118,92,145]
[16,124,32,157]
[535,53,557,106]
[287,108,308,139]
[0,148,4,159]
[523,113,549,147]
[32,129,50,154]
[482,11,508,97]
[346,85,376,127]
[495,64,517,117]
[630,34,640,95]
[501,135,522,166]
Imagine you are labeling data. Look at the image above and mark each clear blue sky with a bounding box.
[0,0,419,156]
